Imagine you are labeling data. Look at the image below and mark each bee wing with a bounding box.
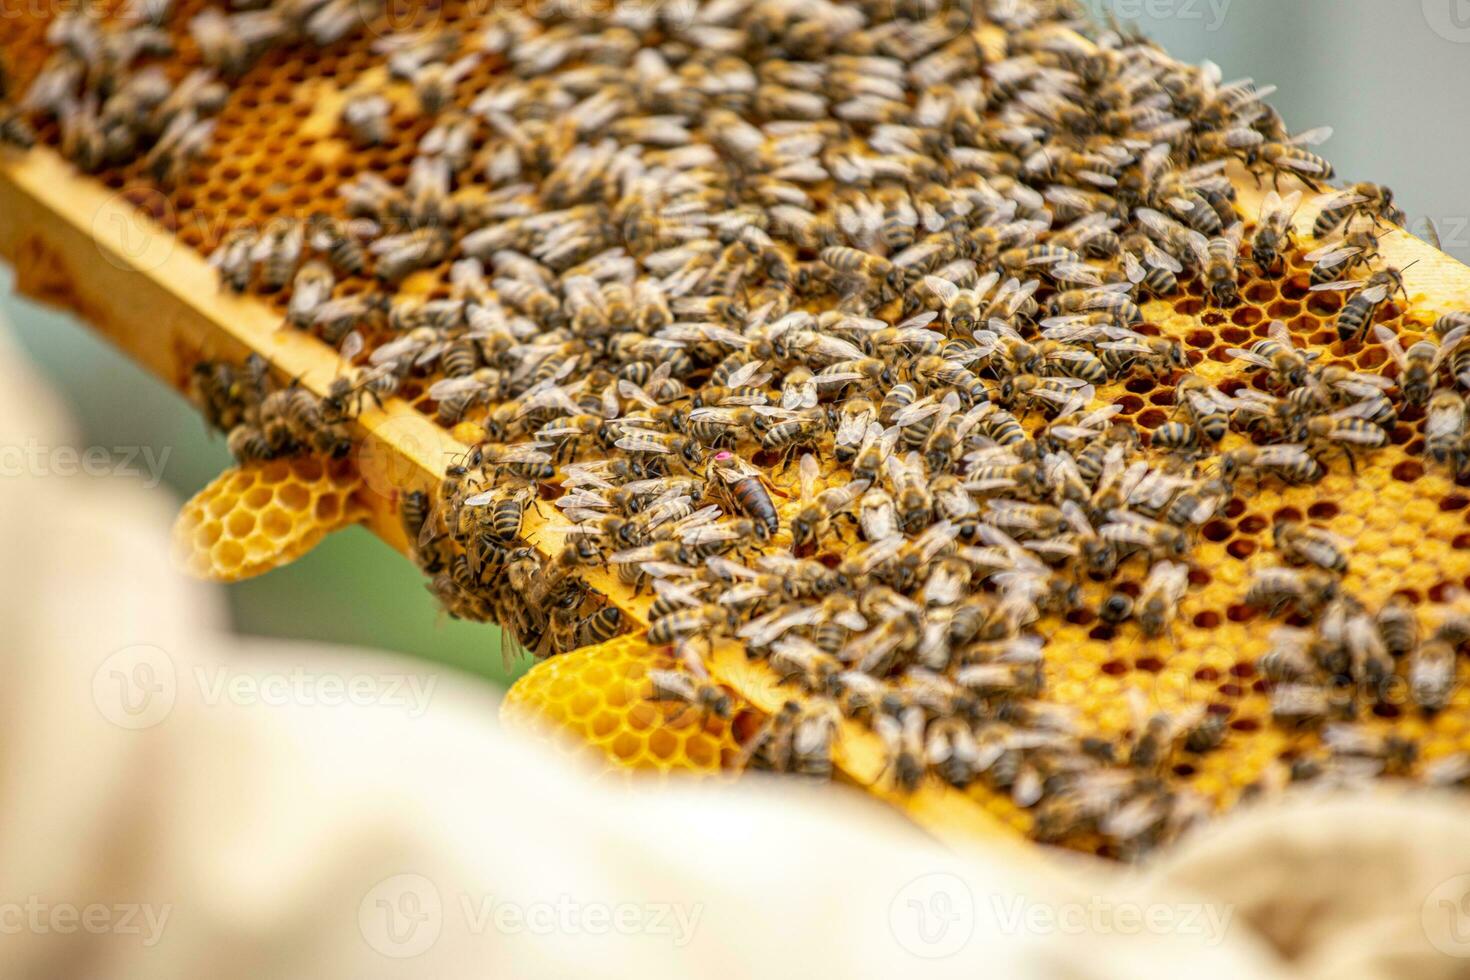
[836,406,873,445]
[1306,245,1361,268]
[1358,284,1390,304]
[1258,188,1282,220]
[339,330,364,362]
[1308,277,1368,293]
[1326,401,1390,429]
[1183,228,1211,267]
[651,578,707,608]
[494,442,554,464]
[1000,277,1042,316]
[1045,348,1099,363]
[1142,240,1183,273]
[1050,261,1103,286]
[1122,252,1146,284]
[555,489,612,511]
[724,359,767,388]
[1333,370,1392,393]
[1060,499,1095,536]
[892,397,942,426]
[798,452,820,503]
[427,376,483,400]
[1432,324,1470,369]
[921,274,961,305]
[616,378,660,408]
[1255,444,1312,465]
[1289,126,1333,147]
[1096,340,1151,353]
[615,435,673,454]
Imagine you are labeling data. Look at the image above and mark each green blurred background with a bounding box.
[0,266,518,689]
[4,2,1469,693]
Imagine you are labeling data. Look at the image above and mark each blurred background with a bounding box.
[4,2,1469,693]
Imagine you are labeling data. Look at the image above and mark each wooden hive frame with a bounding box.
[8,139,1470,861]
[9,0,1470,862]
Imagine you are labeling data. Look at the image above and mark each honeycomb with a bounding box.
[5,2,1470,860]
[171,456,366,581]
[502,635,746,780]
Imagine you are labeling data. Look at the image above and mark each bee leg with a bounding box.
[1341,446,1359,475]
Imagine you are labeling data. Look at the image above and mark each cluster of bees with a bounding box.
[11,0,1470,856]
[1242,566,1470,794]
[0,0,390,180]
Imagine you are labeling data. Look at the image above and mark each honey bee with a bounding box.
[1312,183,1404,239]
[306,213,372,277]
[1409,636,1456,715]
[1374,594,1419,659]
[341,92,391,147]
[371,227,451,285]
[285,260,335,330]
[712,453,780,540]
[1298,401,1390,469]
[1246,564,1340,617]
[647,667,733,722]
[1426,389,1468,469]
[1149,421,1201,457]
[1269,682,1330,729]
[790,454,865,552]
[1134,561,1190,639]
[1242,127,1335,190]
[1126,694,1196,773]
[1200,226,1243,307]
[1375,322,1467,407]
[1433,311,1470,391]
[819,246,905,296]
[189,7,284,79]
[738,701,802,772]
[875,706,927,793]
[1226,319,1317,388]
[250,217,303,293]
[1099,510,1189,564]
[1044,282,1143,328]
[209,227,258,292]
[1273,520,1349,574]
[1313,268,1410,344]
[1173,374,1234,443]
[1250,189,1303,275]
[1305,224,1381,288]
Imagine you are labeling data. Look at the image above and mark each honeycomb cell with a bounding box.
[502,635,744,780]
[172,458,367,582]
